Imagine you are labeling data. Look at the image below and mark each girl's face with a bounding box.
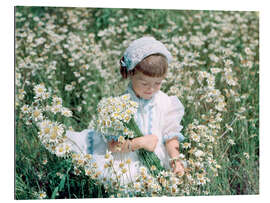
[131,71,164,100]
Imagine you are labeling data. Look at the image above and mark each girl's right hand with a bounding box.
[171,159,185,177]
[134,134,158,152]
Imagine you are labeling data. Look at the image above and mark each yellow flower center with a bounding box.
[50,132,57,140]
[37,88,43,93]
[119,162,124,168]
[58,147,64,153]
[121,168,127,174]
[105,153,110,159]
[126,159,131,164]
[33,110,40,117]
[44,127,50,134]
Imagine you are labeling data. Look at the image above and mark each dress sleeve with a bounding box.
[66,129,90,154]
[66,129,108,155]
[162,95,185,144]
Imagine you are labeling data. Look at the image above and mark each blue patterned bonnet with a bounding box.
[120,36,172,71]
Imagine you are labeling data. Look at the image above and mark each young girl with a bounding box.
[66,36,185,184]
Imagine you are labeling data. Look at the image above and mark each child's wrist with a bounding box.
[132,137,144,151]
[127,139,134,152]
[169,154,183,165]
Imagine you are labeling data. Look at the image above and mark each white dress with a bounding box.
[66,83,185,185]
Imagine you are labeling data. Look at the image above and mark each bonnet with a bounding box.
[120,36,172,71]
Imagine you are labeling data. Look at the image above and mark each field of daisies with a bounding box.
[15,7,259,199]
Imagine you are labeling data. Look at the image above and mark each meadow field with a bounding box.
[15,7,259,199]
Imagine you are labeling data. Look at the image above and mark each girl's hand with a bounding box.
[165,137,185,176]
[108,140,128,153]
[170,159,185,177]
[108,134,158,153]
[108,140,117,152]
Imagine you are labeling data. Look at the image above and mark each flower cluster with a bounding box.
[71,153,102,179]
[94,94,139,141]
[20,84,73,158]
[38,120,72,157]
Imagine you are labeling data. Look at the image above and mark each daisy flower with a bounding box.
[228,139,235,145]
[215,101,226,111]
[61,107,72,117]
[50,105,61,114]
[170,184,179,194]
[48,124,64,143]
[73,71,80,77]
[210,68,222,74]
[182,142,191,149]
[34,84,46,98]
[85,168,92,176]
[21,104,30,113]
[190,134,200,142]
[195,161,204,169]
[32,108,43,121]
[243,152,250,160]
[64,143,71,154]
[65,84,74,91]
[179,153,185,159]
[55,144,67,157]
[52,96,62,106]
[118,162,125,169]
[194,150,204,157]
[84,154,93,161]
[121,94,130,100]
[197,178,207,185]
[38,191,47,199]
[123,159,131,166]
[121,168,128,174]
[139,166,148,175]
[42,159,48,165]
[104,150,112,160]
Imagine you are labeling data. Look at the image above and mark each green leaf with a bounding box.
[51,175,66,199]
[59,175,66,191]
[51,186,59,199]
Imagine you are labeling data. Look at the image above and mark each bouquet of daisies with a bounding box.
[93,94,165,176]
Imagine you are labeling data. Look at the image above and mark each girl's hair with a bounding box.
[120,53,168,79]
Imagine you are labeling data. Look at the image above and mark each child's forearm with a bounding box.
[108,135,158,153]
[166,137,185,176]
[108,137,144,153]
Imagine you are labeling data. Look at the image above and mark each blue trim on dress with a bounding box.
[136,111,142,134]
[87,130,95,154]
[148,105,153,135]
[163,133,185,144]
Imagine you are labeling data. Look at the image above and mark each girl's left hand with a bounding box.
[108,140,128,152]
